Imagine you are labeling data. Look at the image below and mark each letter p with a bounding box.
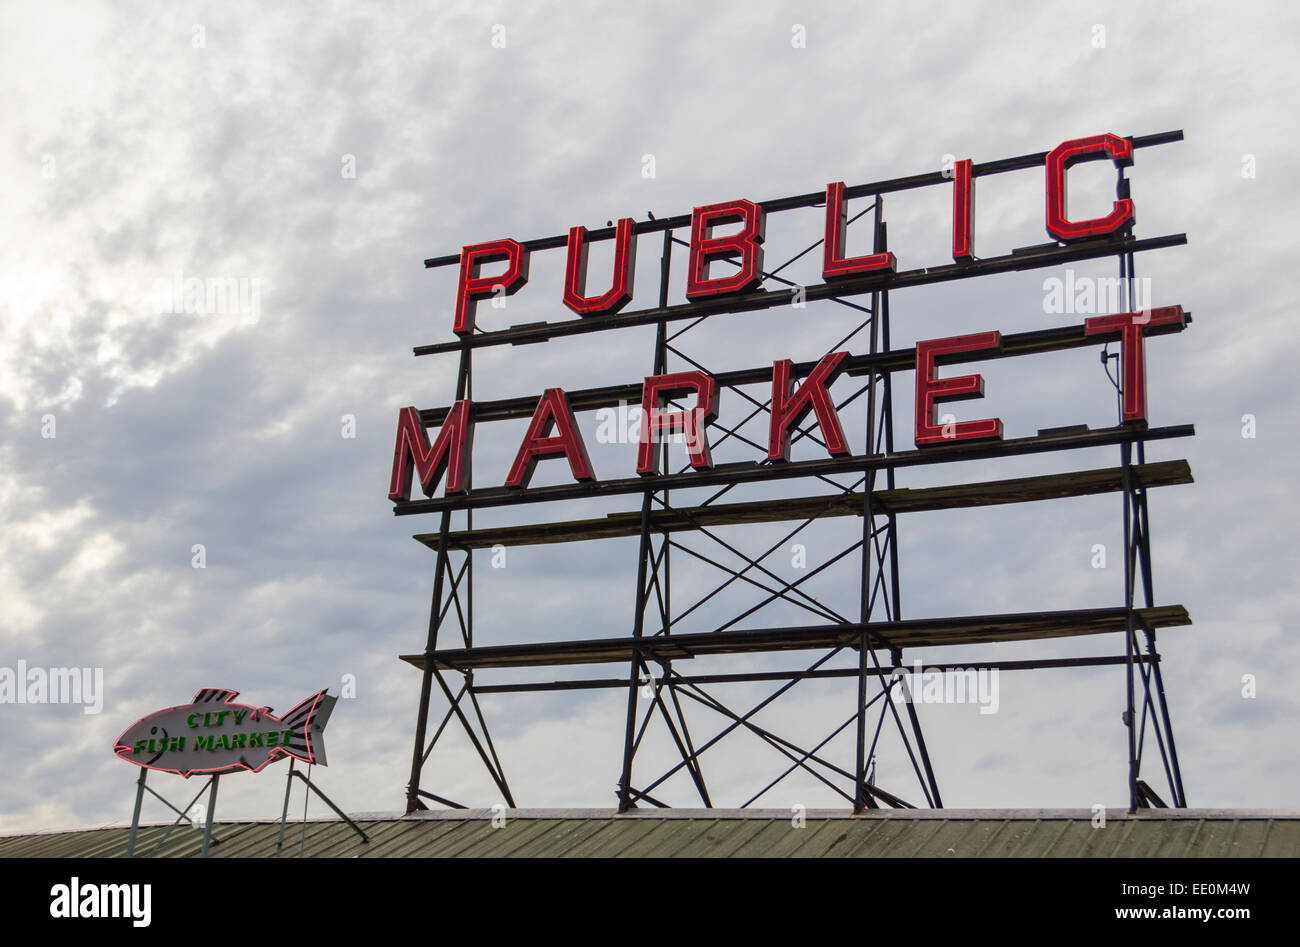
[453,239,530,335]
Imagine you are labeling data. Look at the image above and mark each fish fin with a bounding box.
[280,690,337,766]
[191,687,240,704]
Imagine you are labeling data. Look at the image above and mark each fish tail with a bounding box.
[280,689,336,766]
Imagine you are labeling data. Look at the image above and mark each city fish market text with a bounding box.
[127,719,297,757]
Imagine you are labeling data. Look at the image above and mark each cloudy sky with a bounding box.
[2,1,1297,833]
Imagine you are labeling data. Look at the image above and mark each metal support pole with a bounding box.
[407,347,472,813]
[291,770,369,843]
[1122,440,1138,814]
[142,778,217,857]
[855,198,885,813]
[1147,639,1187,807]
[883,218,941,809]
[200,774,219,858]
[275,758,296,857]
[1123,239,1186,808]
[126,767,146,858]
[618,226,673,811]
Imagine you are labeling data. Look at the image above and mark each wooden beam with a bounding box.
[415,460,1192,551]
[399,606,1191,671]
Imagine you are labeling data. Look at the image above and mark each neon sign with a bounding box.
[390,133,1183,505]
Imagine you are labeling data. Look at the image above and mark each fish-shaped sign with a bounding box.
[113,687,336,778]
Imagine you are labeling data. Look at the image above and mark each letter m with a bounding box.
[389,401,474,501]
[101,884,129,917]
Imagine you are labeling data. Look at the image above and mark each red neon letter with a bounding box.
[686,199,766,299]
[1084,305,1185,421]
[823,182,896,280]
[914,333,1003,447]
[388,401,473,500]
[563,218,637,316]
[505,388,594,489]
[453,239,530,335]
[1045,134,1135,242]
[636,371,718,475]
[952,159,975,262]
[768,352,850,461]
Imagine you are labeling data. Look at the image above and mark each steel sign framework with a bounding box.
[394,130,1191,814]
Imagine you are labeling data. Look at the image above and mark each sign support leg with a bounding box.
[201,774,219,857]
[126,766,146,858]
[275,758,296,857]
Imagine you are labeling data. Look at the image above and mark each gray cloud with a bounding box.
[1,0,1298,831]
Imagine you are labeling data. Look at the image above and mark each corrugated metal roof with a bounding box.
[2,809,1296,858]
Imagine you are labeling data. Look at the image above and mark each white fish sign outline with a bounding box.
[113,687,336,778]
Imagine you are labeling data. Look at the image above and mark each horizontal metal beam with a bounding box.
[422,130,1183,268]
[393,422,1194,516]
[414,233,1186,355]
[421,316,1191,425]
[469,655,1161,694]
[415,460,1192,550]
[399,605,1191,671]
